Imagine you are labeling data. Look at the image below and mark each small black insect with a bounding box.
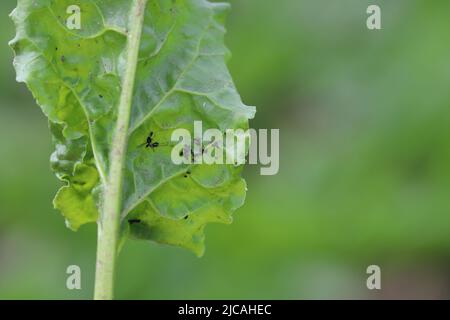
[128,219,141,225]
[143,131,159,151]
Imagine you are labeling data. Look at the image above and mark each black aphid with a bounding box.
[128,219,141,225]
[144,131,159,151]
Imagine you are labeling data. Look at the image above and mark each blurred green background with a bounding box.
[1,0,450,299]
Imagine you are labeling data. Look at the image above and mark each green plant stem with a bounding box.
[94,0,148,300]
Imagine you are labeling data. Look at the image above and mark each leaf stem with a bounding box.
[94,0,147,300]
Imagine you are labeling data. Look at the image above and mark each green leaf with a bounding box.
[10,0,255,256]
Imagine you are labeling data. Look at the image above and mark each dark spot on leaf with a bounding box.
[128,219,141,225]
[184,215,189,220]
[61,55,65,63]
[55,47,58,51]
[99,94,103,99]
